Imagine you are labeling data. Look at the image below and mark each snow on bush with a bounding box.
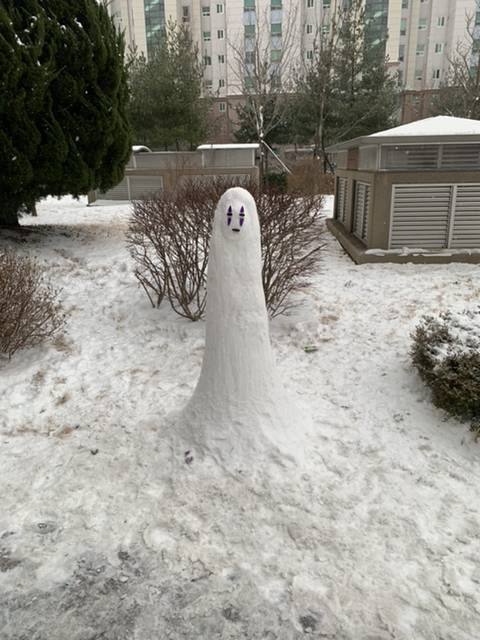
[126,178,324,320]
[411,309,480,431]
[0,249,65,358]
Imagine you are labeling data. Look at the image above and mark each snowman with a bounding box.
[179,187,306,466]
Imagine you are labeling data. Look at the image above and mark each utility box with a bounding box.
[326,116,480,264]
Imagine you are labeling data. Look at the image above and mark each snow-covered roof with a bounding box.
[326,116,480,152]
[197,143,260,150]
[370,116,480,137]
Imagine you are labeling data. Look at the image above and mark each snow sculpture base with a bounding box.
[175,187,309,469]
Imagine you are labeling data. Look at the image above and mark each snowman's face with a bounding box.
[214,187,259,244]
[226,203,246,234]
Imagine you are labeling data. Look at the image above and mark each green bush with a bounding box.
[411,310,480,433]
[263,172,288,192]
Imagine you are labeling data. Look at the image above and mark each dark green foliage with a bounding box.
[128,22,209,150]
[263,172,288,192]
[411,311,480,432]
[234,97,295,145]
[294,0,398,158]
[0,0,131,226]
[329,0,398,142]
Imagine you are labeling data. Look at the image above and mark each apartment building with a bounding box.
[108,0,480,135]
[395,0,480,90]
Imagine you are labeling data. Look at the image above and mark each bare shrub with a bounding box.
[259,188,324,316]
[127,178,324,320]
[0,250,65,358]
[288,158,334,196]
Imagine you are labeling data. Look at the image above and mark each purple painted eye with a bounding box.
[239,206,245,226]
[227,206,232,226]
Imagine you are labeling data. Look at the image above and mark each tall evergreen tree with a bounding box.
[128,22,209,150]
[294,0,398,165]
[234,96,295,146]
[330,0,397,142]
[0,0,131,227]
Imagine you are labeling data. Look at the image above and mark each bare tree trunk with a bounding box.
[0,202,20,228]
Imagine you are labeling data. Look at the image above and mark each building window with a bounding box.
[182,6,190,22]
[323,0,330,7]
[203,55,212,65]
[217,29,224,39]
[271,0,282,7]
[306,50,313,60]
[271,49,281,61]
[400,18,407,36]
[416,44,425,55]
[432,69,440,79]
[218,54,225,63]
[306,24,313,34]
[321,23,330,34]
[216,3,224,13]
[219,101,226,112]
[437,16,445,27]
[245,76,254,90]
[399,44,405,61]
[245,51,255,63]
[204,79,213,90]
[202,6,210,17]
[244,0,255,8]
[402,0,408,7]
[271,23,282,35]
[307,0,314,7]
[476,12,480,26]
[416,72,423,81]
[219,78,225,87]
[244,24,255,37]
[434,43,443,53]
[418,18,427,30]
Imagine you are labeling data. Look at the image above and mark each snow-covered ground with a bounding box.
[0,195,479,639]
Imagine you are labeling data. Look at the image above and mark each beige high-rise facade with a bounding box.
[391,0,480,90]
[108,0,480,134]
[109,1,479,90]
[108,0,338,95]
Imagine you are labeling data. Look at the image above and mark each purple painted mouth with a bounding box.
[232,228,240,233]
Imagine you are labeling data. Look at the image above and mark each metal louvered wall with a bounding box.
[353,182,370,242]
[335,177,348,224]
[441,145,480,170]
[390,185,452,248]
[390,183,480,249]
[450,185,480,248]
[100,178,130,200]
[382,144,480,171]
[129,176,164,200]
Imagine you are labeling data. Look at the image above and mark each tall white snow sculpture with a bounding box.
[181,187,302,463]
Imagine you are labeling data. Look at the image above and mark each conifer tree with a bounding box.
[0,0,131,227]
[294,0,397,166]
[128,22,209,150]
